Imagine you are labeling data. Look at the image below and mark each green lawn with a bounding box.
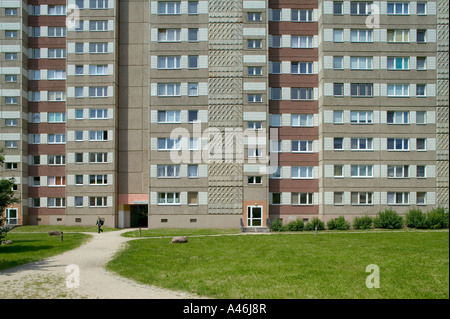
[0,233,91,271]
[121,228,241,238]
[106,231,449,299]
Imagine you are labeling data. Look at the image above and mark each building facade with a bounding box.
[0,0,448,228]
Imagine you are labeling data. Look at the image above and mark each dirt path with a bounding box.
[0,229,204,299]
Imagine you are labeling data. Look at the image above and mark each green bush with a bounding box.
[304,217,325,231]
[426,207,449,229]
[352,215,373,230]
[327,216,351,230]
[270,218,284,232]
[284,219,305,231]
[373,209,403,229]
[405,209,428,229]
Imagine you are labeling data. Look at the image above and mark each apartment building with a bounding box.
[0,0,448,229]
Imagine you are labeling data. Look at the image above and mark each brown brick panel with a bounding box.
[28,123,66,134]
[28,59,67,70]
[28,16,67,26]
[28,187,66,198]
[270,178,319,192]
[28,38,66,47]
[278,152,319,165]
[269,22,318,34]
[269,0,318,8]
[28,144,66,154]
[28,80,66,91]
[270,74,318,87]
[28,0,67,5]
[278,127,318,139]
[28,102,67,113]
[29,165,66,176]
[28,208,66,216]
[269,205,319,216]
[270,100,318,113]
[269,48,318,60]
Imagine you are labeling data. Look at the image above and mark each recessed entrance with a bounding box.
[247,206,263,227]
[130,205,148,228]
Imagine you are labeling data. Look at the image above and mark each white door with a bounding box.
[247,206,263,227]
[5,208,18,225]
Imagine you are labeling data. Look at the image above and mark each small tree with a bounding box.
[373,209,403,229]
[305,217,325,231]
[327,216,351,230]
[405,209,427,229]
[352,215,373,230]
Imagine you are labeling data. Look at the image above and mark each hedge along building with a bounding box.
[0,0,448,229]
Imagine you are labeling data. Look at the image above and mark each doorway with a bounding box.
[130,205,148,228]
[247,206,263,227]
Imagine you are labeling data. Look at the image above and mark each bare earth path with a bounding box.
[0,229,203,299]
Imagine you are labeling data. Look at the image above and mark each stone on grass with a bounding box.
[171,236,188,243]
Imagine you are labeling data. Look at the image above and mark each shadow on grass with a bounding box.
[0,244,54,254]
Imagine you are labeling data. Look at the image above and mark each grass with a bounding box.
[106,231,449,299]
[121,228,241,238]
[10,225,118,233]
[0,232,91,271]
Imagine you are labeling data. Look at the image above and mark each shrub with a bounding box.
[405,209,428,229]
[426,207,449,229]
[270,218,284,232]
[373,209,403,229]
[304,217,325,231]
[352,215,373,230]
[327,216,351,230]
[284,219,305,231]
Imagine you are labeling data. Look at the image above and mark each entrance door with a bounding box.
[130,205,148,227]
[247,206,262,227]
[5,208,18,225]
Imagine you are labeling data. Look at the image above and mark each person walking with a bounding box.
[96,216,104,233]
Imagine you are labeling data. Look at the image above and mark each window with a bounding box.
[387,138,409,151]
[158,110,180,123]
[334,192,344,205]
[271,62,281,74]
[350,83,373,97]
[351,138,373,150]
[76,66,84,75]
[333,56,343,69]
[48,27,66,37]
[4,75,17,83]
[334,165,344,177]
[75,87,84,98]
[48,112,66,123]
[48,155,65,165]
[188,165,198,178]
[89,197,108,207]
[158,2,181,15]
[90,0,108,9]
[292,193,314,205]
[387,2,409,15]
[271,9,281,21]
[351,192,373,205]
[48,70,66,80]
[291,114,313,127]
[188,28,198,42]
[387,192,409,205]
[291,9,313,22]
[89,153,108,163]
[270,88,281,100]
[31,49,41,59]
[271,114,281,127]
[188,192,198,205]
[89,87,107,98]
[416,111,426,124]
[292,140,313,153]
[89,42,108,53]
[350,57,373,70]
[48,91,66,101]
[48,49,66,59]
[5,53,17,61]
[5,31,18,38]
[248,39,262,48]
[77,109,86,120]
[188,110,198,123]
[157,138,181,150]
[48,198,66,208]
[387,84,409,97]
[387,111,408,124]
[248,149,262,158]
[31,6,40,15]
[270,167,281,179]
[417,2,427,15]
[89,109,108,119]
[248,12,262,21]
[89,175,108,185]
[158,56,180,69]
[188,1,198,14]
[416,30,426,43]
[248,122,262,130]
[350,111,372,124]
[271,140,281,153]
[188,83,198,96]
[31,27,40,37]
[334,111,343,124]
[291,88,313,100]
[31,134,40,144]
[351,165,373,178]
[75,131,83,141]
[350,29,373,42]
[5,141,18,149]
[334,138,344,150]
[387,29,409,42]
[188,56,198,69]
[416,57,427,70]
[48,176,66,187]
[291,36,313,48]
[248,176,262,184]
[76,20,84,31]
[5,163,18,170]
[388,165,409,178]
[387,57,409,70]
[416,84,426,97]
[157,83,181,96]
[417,165,426,178]
[5,119,18,127]
[291,62,313,74]
[75,197,84,207]
[33,177,41,187]
[292,166,313,179]
[76,0,84,9]
[271,35,281,48]
[48,134,66,144]
[5,8,18,15]
[248,67,262,76]
[75,153,83,163]
[158,192,180,205]
[333,1,343,15]
[416,192,426,205]
[333,29,343,42]
[248,94,262,103]
[272,193,281,205]
[416,138,426,151]
[89,131,108,141]
[351,2,372,15]
[89,65,108,75]
[334,83,344,96]
[189,137,199,150]
[75,43,84,54]
[48,5,66,15]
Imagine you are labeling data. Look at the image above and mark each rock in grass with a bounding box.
[1,240,13,245]
[171,236,188,243]
[48,231,62,236]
